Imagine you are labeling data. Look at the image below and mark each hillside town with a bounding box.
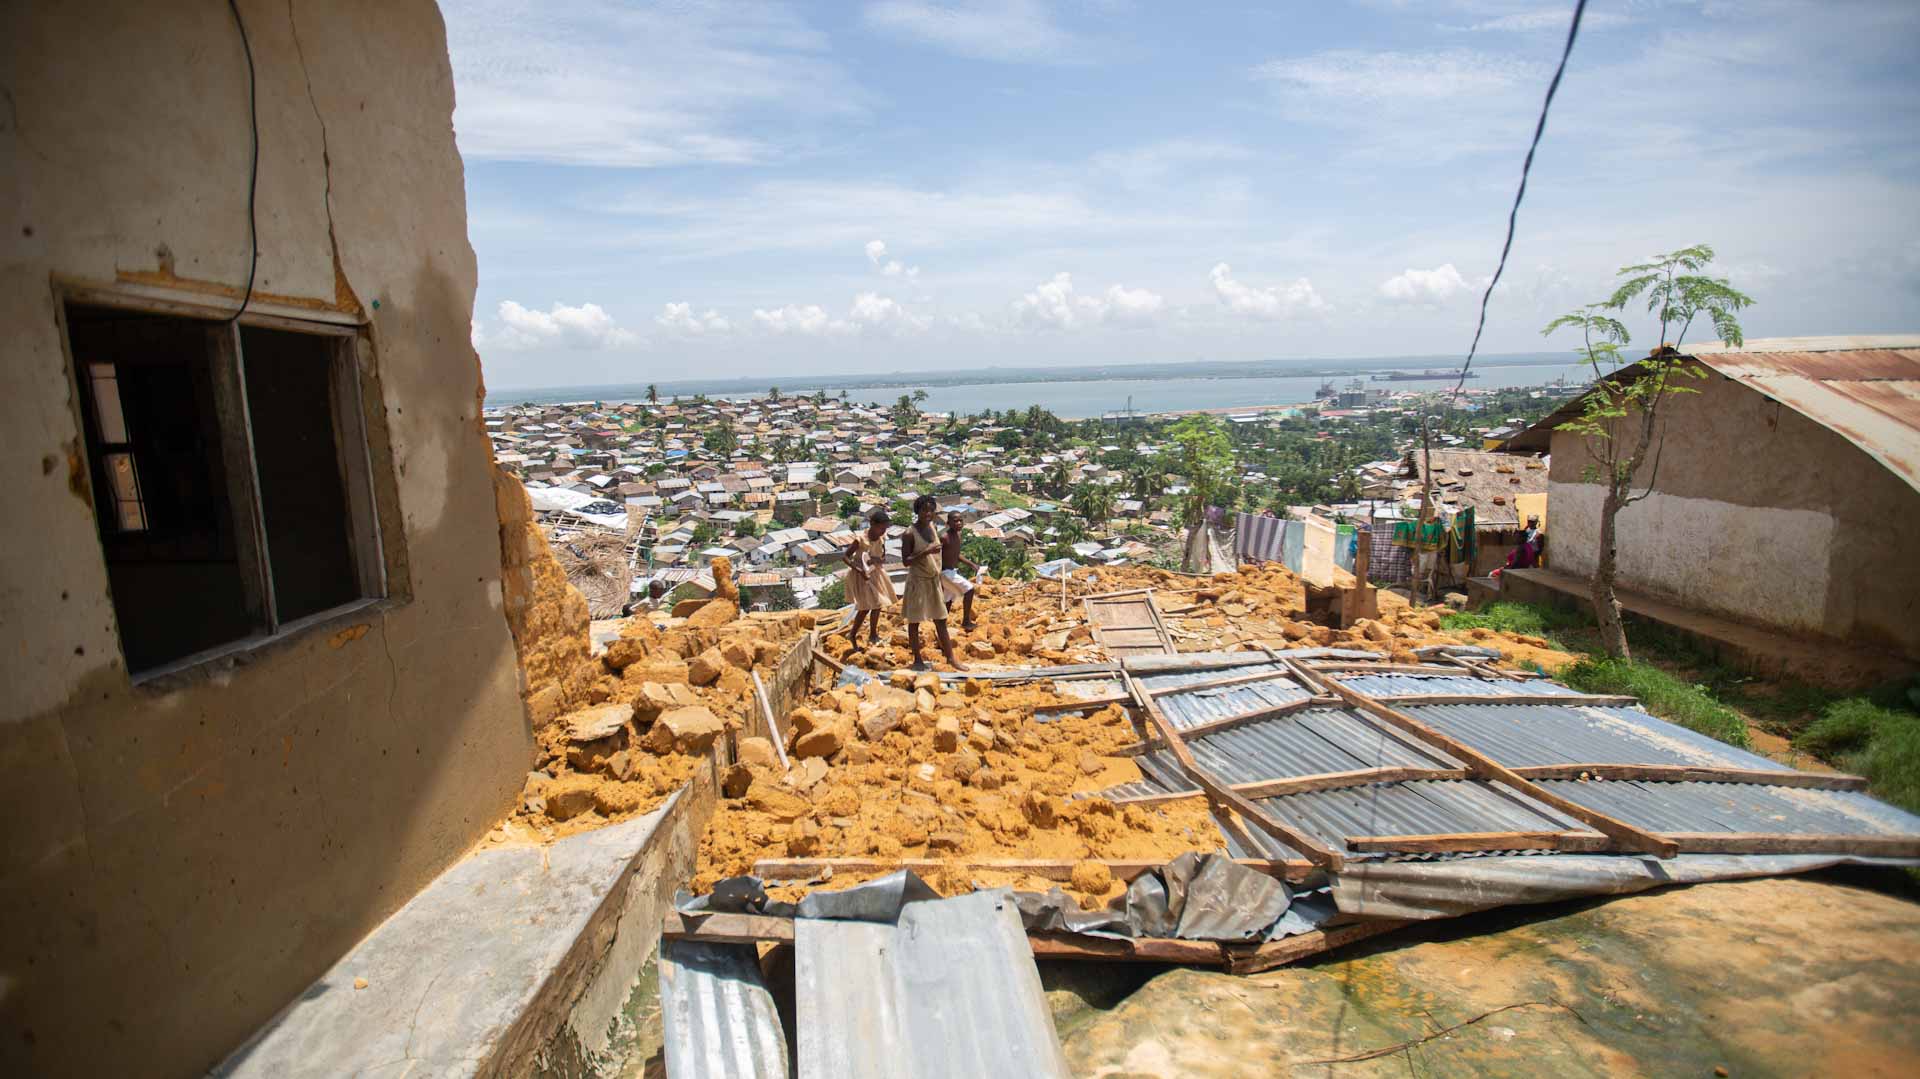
[487,378,1581,616]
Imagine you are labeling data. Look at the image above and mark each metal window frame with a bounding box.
[53,282,395,683]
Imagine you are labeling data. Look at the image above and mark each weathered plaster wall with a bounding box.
[1547,370,1920,656]
[0,2,534,1075]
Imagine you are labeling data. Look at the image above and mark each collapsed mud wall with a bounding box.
[494,462,599,728]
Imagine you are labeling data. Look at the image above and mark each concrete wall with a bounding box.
[0,3,535,1075]
[1547,370,1920,657]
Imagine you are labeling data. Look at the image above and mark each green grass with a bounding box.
[1434,601,1920,814]
[1438,601,1591,651]
[1794,699,1920,813]
[1559,654,1752,749]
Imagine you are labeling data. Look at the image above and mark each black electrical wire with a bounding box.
[224,0,260,325]
[1447,0,1587,406]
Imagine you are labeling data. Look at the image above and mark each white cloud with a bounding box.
[442,1,864,166]
[753,304,847,336]
[862,0,1081,63]
[1011,273,1164,330]
[1104,284,1166,325]
[654,301,732,335]
[865,238,920,280]
[849,292,931,333]
[1209,263,1326,319]
[470,319,486,349]
[492,300,639,349]
[1379,263,1475,305]
[1464,8,1628,34]
[1255,48,1538,103]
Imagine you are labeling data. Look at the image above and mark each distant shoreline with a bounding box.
[483,352,1575,403]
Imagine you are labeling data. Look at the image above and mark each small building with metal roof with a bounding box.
[1506,335,1920,659]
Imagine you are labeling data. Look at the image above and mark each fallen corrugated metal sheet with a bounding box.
[795,888,1070,1079]
[1330,851,1920,921]
[659,939,788,1079]
[1336,672,1586,699]
[1400,702,1779,769]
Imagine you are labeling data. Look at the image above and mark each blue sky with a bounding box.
[445,1,1920,389]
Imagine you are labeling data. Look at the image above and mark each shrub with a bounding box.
[816,577,847,609]
[1560,655,1750,748]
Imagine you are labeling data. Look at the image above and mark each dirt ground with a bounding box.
[1054,873,1920,1077]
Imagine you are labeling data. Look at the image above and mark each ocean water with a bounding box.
[486,360,1600,419]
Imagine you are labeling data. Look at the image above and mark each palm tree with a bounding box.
[646,383,658,403]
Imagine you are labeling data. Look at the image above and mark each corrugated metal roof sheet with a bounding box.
[1337,673,1586,699]
[1182,707,1458,782]
[1506,339,1920,491]
[1257,779,1588,851]
[1538,778,1920,837]
[1400,702,1782,769]
[795,889,1069,1079]
[659,939,789,1079]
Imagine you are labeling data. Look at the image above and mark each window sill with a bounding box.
[130,596,397,691]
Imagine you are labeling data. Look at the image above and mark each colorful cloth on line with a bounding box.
[1391,518,1448,551]
[1446,506,1477,567]
[1235,511,1288,563]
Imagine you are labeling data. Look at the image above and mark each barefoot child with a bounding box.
[900,495,963,671]
[940,511,980,632]
[841,510,894,651]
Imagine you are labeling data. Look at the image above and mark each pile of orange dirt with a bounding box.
[490,554,823,844]
[696,671,1221,909]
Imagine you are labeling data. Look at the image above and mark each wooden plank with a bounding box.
[1174,695,1326,740]
[1145,588,1178,653]
[1374,692,1640,707]
[1347,830,1920,858]
[1512,763,1870,791]
[1032,693,1134,716]
[1122,667,1345,871]
[1224,919,1413,975]
[751,670,791,772]
[1319,674,1679,859]
[1027,933,1226,965]
[751,856,1319,883]
[1662,832,1920,857]
[1111,766,1472,807]
[1139,666,1299,698]
[663,911,794,945]
[1239,766,1473,799]
[1347,831,1606,854]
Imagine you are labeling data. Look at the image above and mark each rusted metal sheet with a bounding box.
[1509,339,1920,490]
[1705,348,1920,493]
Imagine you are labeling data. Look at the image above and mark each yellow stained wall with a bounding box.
[0,2,534,1074]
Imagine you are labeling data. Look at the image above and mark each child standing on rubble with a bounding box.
[940,510,980,632]
[842,509,895,653]
[900,495,964,671]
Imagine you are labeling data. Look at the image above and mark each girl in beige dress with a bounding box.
[842,510,894,649]
[900,495,963,670]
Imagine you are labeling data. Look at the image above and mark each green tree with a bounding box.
[816,575,848,609]
[690,521,720,546]
[734,516,761,538]
[1167,415,1235,571]
[646,383,658,403]
[838,494,862,517]
[1070,483,1114,526]
[962,535,1032,580]
[891,393,919,427]
[705,422,738,456]
[768,385,781,399]
[1546,243,1753,659]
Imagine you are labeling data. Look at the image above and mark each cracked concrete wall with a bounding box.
[1544,371,1920,658]
[0,2,536,1075]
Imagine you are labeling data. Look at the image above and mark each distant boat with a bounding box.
[1316,380,1337,398]
[1371,368,1478,382]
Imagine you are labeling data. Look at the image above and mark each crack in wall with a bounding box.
[285,0,361,314]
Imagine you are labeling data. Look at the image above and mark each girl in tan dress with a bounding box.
[842,510,894,650]
[900,495,963,671]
